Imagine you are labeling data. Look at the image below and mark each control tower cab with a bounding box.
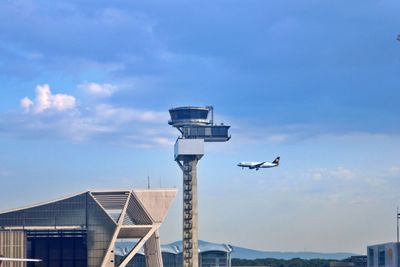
[169,106,212,126]
[169,106,230,142]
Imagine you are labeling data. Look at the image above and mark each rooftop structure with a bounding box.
[0,189,177,267]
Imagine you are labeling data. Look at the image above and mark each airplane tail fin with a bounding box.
[272,156,280,165]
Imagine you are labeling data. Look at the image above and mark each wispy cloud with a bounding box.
[78,82,117,97]
[277,165,400,207]
[389,166,400,176]
[302,167,357,182]
[232,119,400,146]
[3,83,174,147]
[94,104,168,123]
[0,169,12,177]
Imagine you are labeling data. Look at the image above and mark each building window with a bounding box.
[200,251,228,267]
[368,248,374,266]
[378,247,385,266]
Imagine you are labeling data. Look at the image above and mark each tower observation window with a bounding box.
[170,109,208,120]
[212,127,228,136]
[183,126,229,139]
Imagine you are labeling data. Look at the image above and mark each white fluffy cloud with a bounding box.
[79,82,116,97]
[21,84,76,113]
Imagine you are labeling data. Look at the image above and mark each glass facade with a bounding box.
[200,251,228,267]
[0,192,117,267]
[26,230,87,267]
[0,193,87,227]
[162,252,178,267]
[86,195,116,267]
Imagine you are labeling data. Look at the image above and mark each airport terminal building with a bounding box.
[115,241,233,267]
[0,189,177,267]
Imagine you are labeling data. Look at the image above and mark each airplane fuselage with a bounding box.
[237,162,278,169]
[237,157,280,170]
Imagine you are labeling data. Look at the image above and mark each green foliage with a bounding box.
[232,257,335,267]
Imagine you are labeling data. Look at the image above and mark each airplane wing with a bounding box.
[252,162,266,168]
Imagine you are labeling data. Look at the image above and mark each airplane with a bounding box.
[0,255,41,266]
[237,157,280,170]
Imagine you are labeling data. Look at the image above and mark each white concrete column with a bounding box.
[144,230,163,267]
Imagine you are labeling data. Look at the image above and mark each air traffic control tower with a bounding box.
[168,106,230,267]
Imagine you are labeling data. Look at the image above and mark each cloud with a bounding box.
[268,134,290,143]
[389,166,400,176]
[0,169,12,177]
[232,119,400,147]
[78,82,117,97]
[20,97,34,112]
[21,84,76,114]
[152,137,175,146]
[2,105,173,145]
[232,123,320,145]
[282,164,400,207]
[6,84,174,147]
[301,167,358,183]
[1,1,399,139]
[94,104,169,123]
[331,166,357,181]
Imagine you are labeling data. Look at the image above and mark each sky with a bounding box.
[0,0,400,255]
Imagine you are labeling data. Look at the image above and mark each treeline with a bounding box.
[231,257,334,267]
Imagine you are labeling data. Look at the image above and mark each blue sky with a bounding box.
[1,0,400,254]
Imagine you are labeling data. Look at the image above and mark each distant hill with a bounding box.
[230,245,357,260]
[165,240,357,260]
